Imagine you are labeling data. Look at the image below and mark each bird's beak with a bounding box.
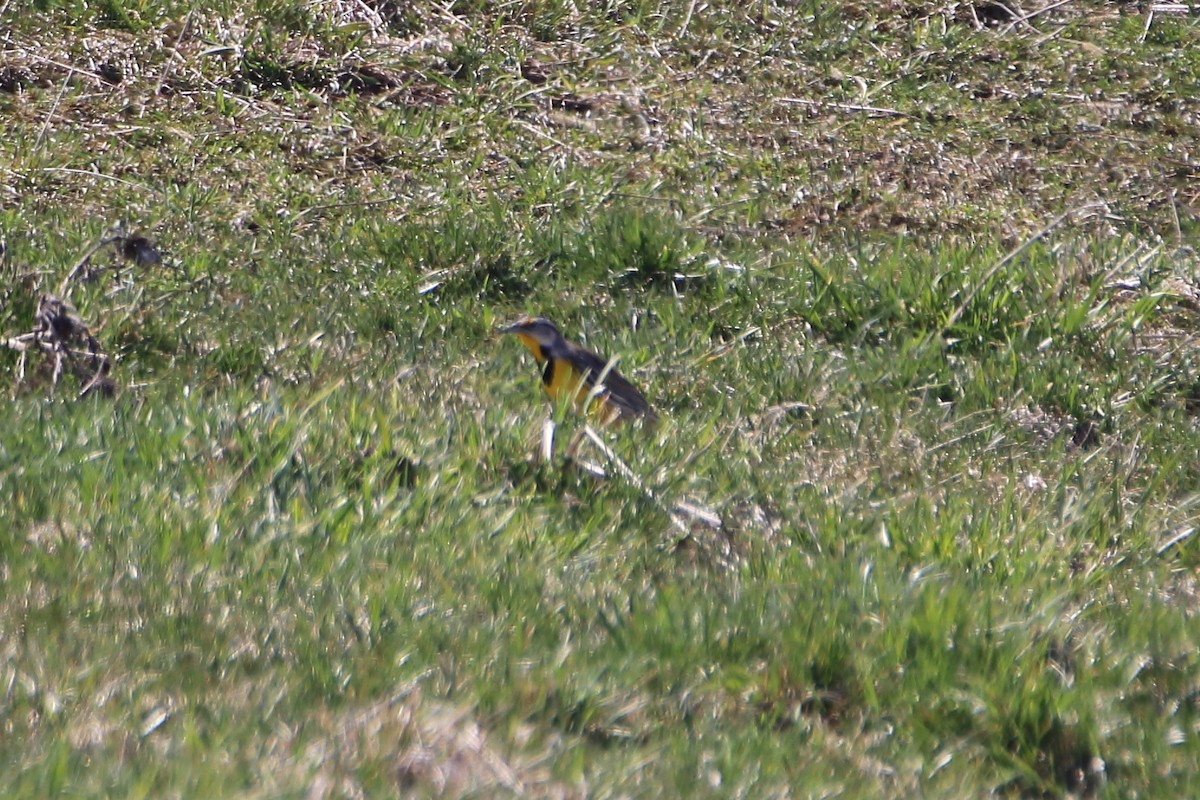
[497,321,521,335]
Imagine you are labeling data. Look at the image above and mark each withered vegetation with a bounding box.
[3,2,1200,799]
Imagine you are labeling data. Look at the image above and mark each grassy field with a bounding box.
[3,1,1200,796]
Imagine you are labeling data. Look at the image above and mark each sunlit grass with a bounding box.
[2,1,1200,797]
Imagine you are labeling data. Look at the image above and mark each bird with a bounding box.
[499,315,657,426]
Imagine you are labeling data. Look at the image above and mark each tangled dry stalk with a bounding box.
[1,227,161,399]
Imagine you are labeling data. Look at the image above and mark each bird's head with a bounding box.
[499,315,564,359]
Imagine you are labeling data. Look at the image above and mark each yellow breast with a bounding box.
[545,357,621,425]
[511,330,622,425]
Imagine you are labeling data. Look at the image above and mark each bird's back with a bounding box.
[559,342,657,424]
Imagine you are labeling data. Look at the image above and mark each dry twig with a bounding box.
[33,294,114,397]
[0,227,153,397]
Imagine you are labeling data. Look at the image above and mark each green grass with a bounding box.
[3,1,1200,797]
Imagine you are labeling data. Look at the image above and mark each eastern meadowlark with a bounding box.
[499,315,658,426]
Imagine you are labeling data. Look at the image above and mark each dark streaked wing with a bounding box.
[565,343,657,421]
